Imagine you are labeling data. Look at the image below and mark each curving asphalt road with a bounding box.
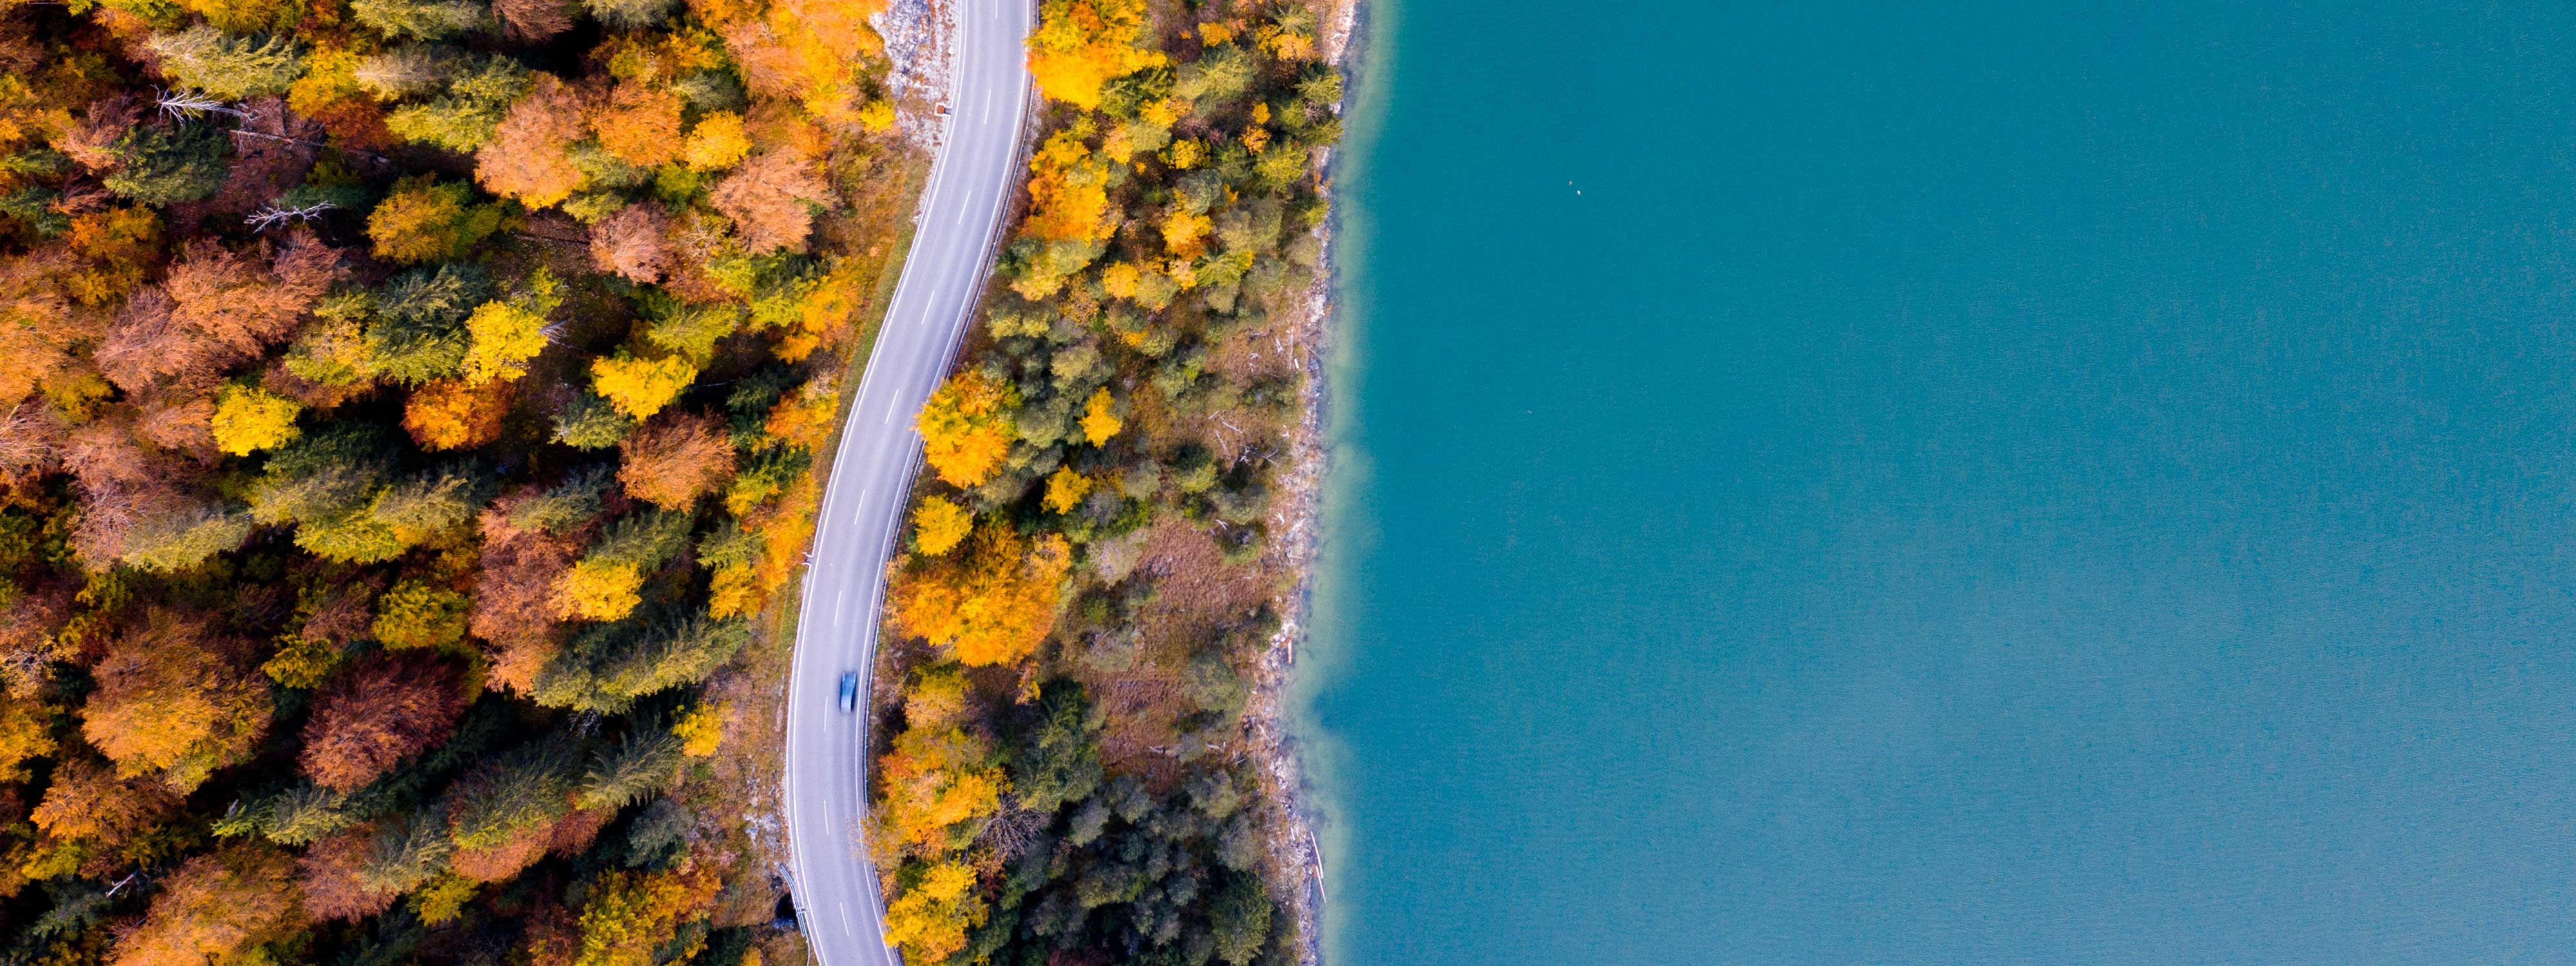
[781,1,1033,962]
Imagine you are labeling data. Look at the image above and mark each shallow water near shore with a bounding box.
[1298,1,2576,963]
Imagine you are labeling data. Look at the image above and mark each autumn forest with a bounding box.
[0,0,1340,958]
[870,1,1338,964]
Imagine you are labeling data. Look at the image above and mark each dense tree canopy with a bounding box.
[871,2,1341,964]
[0,0,918,956]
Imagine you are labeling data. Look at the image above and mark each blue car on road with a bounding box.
[837,671,860,713]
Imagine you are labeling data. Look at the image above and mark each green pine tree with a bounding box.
[102,122,229,205]
[146,26,305,97]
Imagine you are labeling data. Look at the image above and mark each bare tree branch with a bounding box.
[156,89,252,123]
[246,200,336,231]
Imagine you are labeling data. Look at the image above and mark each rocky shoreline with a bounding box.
[1244,0,1368,961]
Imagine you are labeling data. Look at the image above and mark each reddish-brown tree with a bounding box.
[301,97,399,154]
[449,822,553,883]
[80,609,272,791]
[709,151,834,254]
[298,825,399,921]
[95,289,215,394]
[476,75,587,208]
[520,900,583,966]
[0,401,66,482]
[67,486,185,569]
[109,844,304,966]
[473,499,576,692]
[0,249,99,409]
[61,417,157,489]
[134,389,216,456]
[29,755,182,846]
[495,0,575,39]
[545,804,616,857]
[0,582,72,696]
[616,412,738,509]
[589,203,673,283]
[299,652,468,792]
[58,413,218,570]
[592,84,688,169]
[55,93,142,173]
[301,583,379,649]
[260,357,365,411]
[95,236,340,394]
[164,235,341,362]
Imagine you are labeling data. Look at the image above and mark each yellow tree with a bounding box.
[1026,0,1166,109]
[871,672,1001,962]
[462,269,560,382]
[1161,207,1213,258]
[681,112,752,171]
[1079,387,1122,444]
[911,498,971,556]
[372,580,471,651]
[881,861,985,962]
[591,354,698,420]
[673,703,726,757]
[873,723,1003,858]
[211,384,303,456]
[0,696,56,782]
[914,372,1016,488]
[368,176,509,264]
[463,302,547,381]
[892,528,1072,666]
[1041,467,1090,513]
[555,560,646,622]
[569,866,723,966]
[1022,131,1115,243]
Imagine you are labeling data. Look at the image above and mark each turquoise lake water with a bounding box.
[1298,1,2576,963]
